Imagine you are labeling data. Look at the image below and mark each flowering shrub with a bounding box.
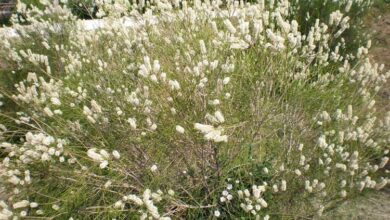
[0,0,389,219]
[289,0,373,51]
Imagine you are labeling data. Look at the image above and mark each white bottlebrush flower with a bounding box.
[347,105,353,119]
[168,189,175,196]
[230,41,250,50]
[252,186,261,199]
[87,149,104,162]
[259,198,268,208]
[43,107,54,117]
[114,200,124,209]
[99,160,109,169]
[116,107,123,116]
[87,115,96,124]
[150,164,158,172]
[224,19,236,34]
[281,180,287,191]
[104,180,112,188]
[317,135,328,148]
[168,80,181,90]
[317,205,325,217]
[27,72,38,82]
[50,97,61,106]
[212,111,224,124]
[199,40,207,54]
[53,109,63,115]
[90,100,102,113]
[335,163,347,172]
[150,74,158,82]
[345,0,353,12]
[340,190,347,198]
[30,202,39,208]
[127,194,144,206]
[127,117,137,129]
[153,60,160,74]
[20,211,27,217]
[222,190,229,197]
[375,178,388,190]
[379,157,389,168]
[204,129,228,142]
[272,184,279,193]
[52,204,60,211]
[150,123,157,131]
[112,150,120,159]
[340,180,347,188]
[13,200,29,209]
[194,123,214,133]
[209,99,220,106]
[223,77,230,85]
[175,125,185,134]
[367,100,375,109]
[99,149,110,159]
[194,123,228,142]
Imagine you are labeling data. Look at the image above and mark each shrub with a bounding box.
[0,0,389,219]
[289,0,373,54]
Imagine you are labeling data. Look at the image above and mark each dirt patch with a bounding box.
[369,13,390,69]
[369,10,390,112]
[323,189,390,220]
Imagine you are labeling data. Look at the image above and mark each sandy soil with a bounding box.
[323,189,390,220]
[369,13,390,72]
[371,12,390,112]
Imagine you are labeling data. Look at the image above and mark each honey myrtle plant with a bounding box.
[0,0,389,219]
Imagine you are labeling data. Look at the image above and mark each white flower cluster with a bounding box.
[83,100,103,124]
[13,73,63,117]
[194,123,228,143]
[237,184,268,216]
[113,189,171,220]
[1,132,65,166]
[87,148,120,169]
[0,199,40,219]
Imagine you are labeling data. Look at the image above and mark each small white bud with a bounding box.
[176,125,185,134]
[150,164,158,172]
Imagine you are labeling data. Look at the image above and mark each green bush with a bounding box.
[289,0,373,55]
[0,1,389,219]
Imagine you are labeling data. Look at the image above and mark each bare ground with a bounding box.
[323,189,390,220]
[371,12,390,112]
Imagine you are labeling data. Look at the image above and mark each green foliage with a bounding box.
[0,1,389,219]
[67,0,96,19]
